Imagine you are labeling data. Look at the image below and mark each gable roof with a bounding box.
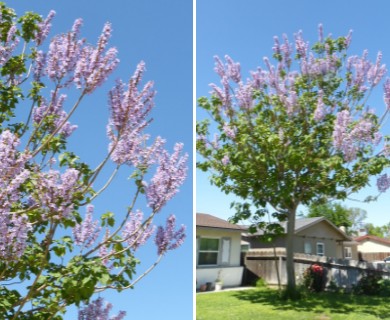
[244,216,351,240]
[354,235,390,246]
[196,213,244,231]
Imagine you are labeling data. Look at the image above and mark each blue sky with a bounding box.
[8,0,192,319]
[197,0,390,228]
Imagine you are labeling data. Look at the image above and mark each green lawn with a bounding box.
[196,288,390,320]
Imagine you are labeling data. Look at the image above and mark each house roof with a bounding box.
[196,213,244,231]
[243,216,351,240]
[354,235,390,246]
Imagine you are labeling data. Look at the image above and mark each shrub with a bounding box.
[255,277,267,288]
[353,272,382,295]
[302,264,325,292]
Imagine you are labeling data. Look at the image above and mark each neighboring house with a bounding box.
[243,217,358,260]
[196,213,245,289]
[354,235,390,261]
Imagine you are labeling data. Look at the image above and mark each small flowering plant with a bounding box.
[302,264,325,292]
[0,3,188,320]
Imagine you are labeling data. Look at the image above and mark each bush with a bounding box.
[302,264,325,292]
[255,277,267,288]
[353,273,390,297]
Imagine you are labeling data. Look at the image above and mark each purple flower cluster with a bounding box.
[99,229,113,267]
[74,22,119,93]
[221,155,230,166]
[106,63,157,166]
[346,51,387,93]
[313,91,326,121]
[144,143,188,212]
[121,210,155,251]
[0,23,19,67]
[32,168,81,220]
[44,18,84,85]
[154,214,185,256]
[377,174,390,193]
[36,18,118,92]
[73,204,101,248]
[332,110,380,161]
[78,298,126,320]
[384,78,390,109]
[0,212,31,261]
[222,123,236,139]
[34,10,56,46]
[0,131,31,261]
[32,91,78,137]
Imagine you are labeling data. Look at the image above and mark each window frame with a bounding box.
[344,246,352,259]
[197,237,220,266]
[316,242,325,256]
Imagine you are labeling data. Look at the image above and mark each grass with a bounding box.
[196,287,390,320]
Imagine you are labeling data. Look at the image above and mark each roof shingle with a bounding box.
[196,213,243,231]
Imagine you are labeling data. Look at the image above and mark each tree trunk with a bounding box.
[284,207,298,299]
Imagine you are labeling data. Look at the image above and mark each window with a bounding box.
[304,241,312,254]
[316,242,325,256]
[198,238,219,265]
[344,247,352,259]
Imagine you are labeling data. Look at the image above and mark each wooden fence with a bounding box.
[244,248,390,288]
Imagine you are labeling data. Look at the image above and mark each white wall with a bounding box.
[358,241,390,253]
[196,266,244,289]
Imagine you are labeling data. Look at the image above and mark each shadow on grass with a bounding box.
[233,288,390,318]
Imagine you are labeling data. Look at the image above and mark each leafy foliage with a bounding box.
[0,4,188,319]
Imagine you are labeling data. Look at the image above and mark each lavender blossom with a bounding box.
[224,55,241,83]
[78,298,126,320]
[384,78,390,109]
[313,91,326,121]
[377,174,390,193]
[121,210,155,251]
[0,24,20,67]
[73,205,101,248]
[222,155,230,166]
[107,62,157,166]
[35,10,56,46]
[0,211,32,261]
[74,22,119,93]
[332,110,357,161]
[281,34,292,67]
[33,91,78,138]
[294,30,308,58]
[33,50,47,81]
[46,18,84,85]
[222,123,236,139]
[144,143,188,212]
[33,168,81,220]
[0,131,32,261]
[235,83,254,109]
[154,214,186,256]
[99,229,113,267]
[318,24,324,43]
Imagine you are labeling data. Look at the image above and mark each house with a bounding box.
[243,217,358,260]
[354,235,390,261]
[196,213,245,290]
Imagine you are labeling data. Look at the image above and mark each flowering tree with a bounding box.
[197,25,390,298]
[0,4,188,319]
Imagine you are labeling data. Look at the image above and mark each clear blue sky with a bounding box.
[197,0,390,228]
[9,1,192,319]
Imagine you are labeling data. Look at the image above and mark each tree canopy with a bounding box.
[197,24,390,297]
[0,4,188,319]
